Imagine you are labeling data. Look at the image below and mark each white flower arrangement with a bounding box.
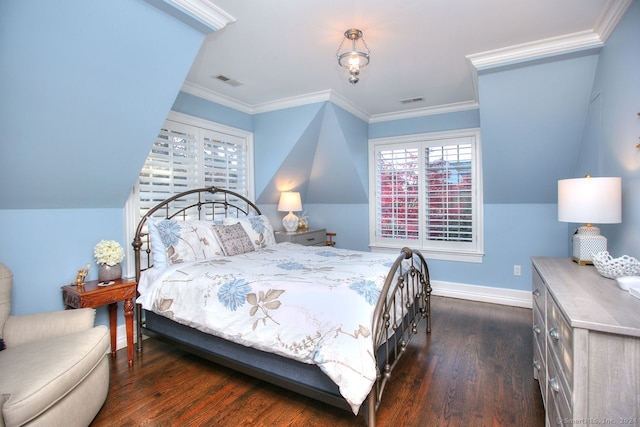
[94,240,125,266]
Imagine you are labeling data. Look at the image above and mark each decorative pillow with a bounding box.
[147,217,169,269]
[223,215,276,249]
[147,218,224,267]
[212,223,255,256]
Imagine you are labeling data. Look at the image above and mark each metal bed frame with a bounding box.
[132,186,431,426]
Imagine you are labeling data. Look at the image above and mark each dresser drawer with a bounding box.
[547,355,572,425]
[532,302,547,401]
[546,294,573,391]
[533,329,547,404]
[532,268,546,313]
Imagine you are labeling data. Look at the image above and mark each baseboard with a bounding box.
[431,280,532,309]
[113,321,140,351]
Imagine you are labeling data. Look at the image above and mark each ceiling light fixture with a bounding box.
[336,29,370,85]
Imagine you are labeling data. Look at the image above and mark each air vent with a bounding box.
[212,74,243,87]
[400,97,425,104]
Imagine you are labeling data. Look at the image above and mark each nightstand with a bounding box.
[62,278,136,366]
[275,228,327,246]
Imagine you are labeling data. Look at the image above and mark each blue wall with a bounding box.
[0,0,205,209]
[1,1,637,322]
[0,1,207,322]
[580,0,640,259]
[0,209,125,326]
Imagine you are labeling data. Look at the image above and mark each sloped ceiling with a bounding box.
[0,1,206,209]
[479,52,600,204]
[256,103,368,205]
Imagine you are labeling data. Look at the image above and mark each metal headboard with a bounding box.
[132,186,262,283]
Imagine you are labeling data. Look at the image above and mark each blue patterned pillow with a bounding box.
[147,218,224,268]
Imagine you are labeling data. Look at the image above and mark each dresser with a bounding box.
[274,228,327,246]
[531,257,640,426]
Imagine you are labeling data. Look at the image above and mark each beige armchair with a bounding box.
[0,263,110,427]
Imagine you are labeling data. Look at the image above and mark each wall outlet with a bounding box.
[514,265,521,276]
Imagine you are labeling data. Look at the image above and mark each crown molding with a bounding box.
[251,90,332,114]
[180,80,478,123]
[170,0,236,30]
[183,12,626,124]
[181,81,253,113]
[180,82,372,121]
[251,90,369,122]
[369,100,479,123]
[594,0,633,42]
[327,91,371,122]
[467,30,604,71]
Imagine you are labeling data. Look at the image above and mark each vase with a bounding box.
[98,263,122,282]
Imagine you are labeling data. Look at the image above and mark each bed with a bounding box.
[132,187,431,426]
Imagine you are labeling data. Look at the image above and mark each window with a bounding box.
[368,128,483,263]
[124,111,253,272]
[136,112,253,218]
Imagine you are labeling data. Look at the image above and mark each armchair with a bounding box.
[0,263,110,427]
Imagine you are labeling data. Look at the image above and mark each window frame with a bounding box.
[124,111,254,275]
[368,128,484,263]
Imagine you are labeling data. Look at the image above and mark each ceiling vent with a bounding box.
[400,97,425,104]
[212,74,242,87]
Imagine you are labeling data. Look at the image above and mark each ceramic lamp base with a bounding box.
[282,211,299,232]
[572,225,607,265]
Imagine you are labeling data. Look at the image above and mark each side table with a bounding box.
[274,228,327,246]
[62,278,136,366]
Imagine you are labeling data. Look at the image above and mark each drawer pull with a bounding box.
[306,238,316,241]
[532,289,540,297]
[533,359,541,371]
[549,377,560,392]
[549,327,560,340]
[532,324,541,334]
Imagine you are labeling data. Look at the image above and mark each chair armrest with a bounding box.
[3,308,96,348]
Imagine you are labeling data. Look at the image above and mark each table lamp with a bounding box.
[558,175,621,265]
[278,191,302,232]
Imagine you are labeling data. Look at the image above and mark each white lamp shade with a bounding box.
[277,191,302,212]
[558,177,621,224]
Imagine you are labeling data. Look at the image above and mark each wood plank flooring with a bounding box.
[91,296,545,426]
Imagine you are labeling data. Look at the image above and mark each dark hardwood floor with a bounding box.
[92,296,545,426]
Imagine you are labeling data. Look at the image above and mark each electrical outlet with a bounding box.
[514,265,521,276]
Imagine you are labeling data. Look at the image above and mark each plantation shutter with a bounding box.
[202,129,247,193]
[424,140,473,243]
[375,145,420,240]
[369,129,482,262]
[139,119,249,217]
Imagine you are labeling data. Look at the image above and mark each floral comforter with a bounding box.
[137,242,410,414]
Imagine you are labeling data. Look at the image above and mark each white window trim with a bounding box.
[164,111,255,199]
[123,111,254,277]
[368,128,484,263]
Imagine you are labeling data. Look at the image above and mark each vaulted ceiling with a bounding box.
[184,0,625,120]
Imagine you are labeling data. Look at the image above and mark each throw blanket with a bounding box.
[137,242,410,414]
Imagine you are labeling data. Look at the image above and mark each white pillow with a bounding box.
[147,218,224,267]
[223,215,276,249]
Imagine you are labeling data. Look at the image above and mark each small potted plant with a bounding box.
[94,239,124,282]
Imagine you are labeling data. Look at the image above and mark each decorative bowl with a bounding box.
[592,251,640,279]
[615,276,640,291]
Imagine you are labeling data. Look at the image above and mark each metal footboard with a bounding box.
[366,247,432,426]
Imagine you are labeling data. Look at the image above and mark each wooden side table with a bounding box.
[62,278,136,367]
